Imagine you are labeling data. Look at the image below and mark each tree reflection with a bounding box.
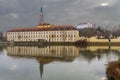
[79,49,111,62]
[0,46,3,55]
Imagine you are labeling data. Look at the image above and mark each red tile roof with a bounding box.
[7,25,77,32]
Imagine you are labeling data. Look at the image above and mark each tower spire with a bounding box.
[40,63,44,79]
[40,5,43,13]
[40,5,44,24]
[36,4,52,28]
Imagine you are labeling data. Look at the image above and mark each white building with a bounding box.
[6,24,80,42]
[6,5,80,43]
[77,22,96,29]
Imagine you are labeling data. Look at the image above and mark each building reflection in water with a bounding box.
[37,58,55,78]
[6,45,120,79]
[7,46,80,59]
[7,45,80,78]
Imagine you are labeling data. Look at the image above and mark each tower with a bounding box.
[36,5,52,28]
[40,5,44,24]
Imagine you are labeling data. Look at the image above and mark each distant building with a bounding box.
[77,22,96,29]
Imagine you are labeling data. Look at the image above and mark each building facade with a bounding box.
[6,24,80,42]
[6,5,80,42]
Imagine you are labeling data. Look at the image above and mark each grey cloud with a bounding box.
[0,0,39,15]
[0,0,120,32]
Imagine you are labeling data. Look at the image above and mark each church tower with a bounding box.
[36,5,52,28]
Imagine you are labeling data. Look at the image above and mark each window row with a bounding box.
[8,31,78,34]
[8,34,77,38]
[8,38,74,41]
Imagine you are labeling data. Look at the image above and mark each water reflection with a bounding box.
[78,46,120,63]
[0,46,3,53]
[5,45,120,80]
[7,45,120,60]
[7,46,80,59]
[7,46,80,79]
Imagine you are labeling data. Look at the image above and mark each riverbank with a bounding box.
[13,42,120,46]
[13,42,76,46]
[87,42,120,46]
[1,40,120,46]
[87,37,120,46]
[0,41,118,46]
[0,41,13,46]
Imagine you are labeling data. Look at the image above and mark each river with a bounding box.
[0,45,119,80]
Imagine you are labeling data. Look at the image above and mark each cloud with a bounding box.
[0,0,120,32]
[9,13,19,19]
[100,3,110,7]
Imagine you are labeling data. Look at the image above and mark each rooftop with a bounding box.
[37,23,52,26]
[7,25,77,32]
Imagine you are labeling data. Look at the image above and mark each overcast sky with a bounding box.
[0,0,120,32]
